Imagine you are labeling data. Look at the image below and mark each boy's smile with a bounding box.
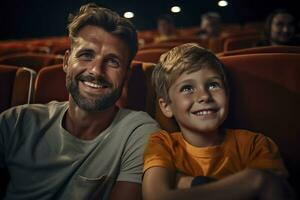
[160,67,228,146]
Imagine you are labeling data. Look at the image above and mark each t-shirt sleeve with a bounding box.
[246,133,288,177]
[143,131,175,173]
[0,107,19,169]
[0,113,5,168]
[116,122,160,184]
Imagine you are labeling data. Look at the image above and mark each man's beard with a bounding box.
[66,74,123,112]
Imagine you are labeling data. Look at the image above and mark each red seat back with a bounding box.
[0,53,63,72]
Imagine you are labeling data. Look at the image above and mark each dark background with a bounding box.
[0,0,298,40]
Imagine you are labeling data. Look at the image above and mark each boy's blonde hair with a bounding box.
[152,43,228,102]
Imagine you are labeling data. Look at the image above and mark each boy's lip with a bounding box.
[191,108,219,115]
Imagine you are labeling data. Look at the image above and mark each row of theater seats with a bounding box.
[138,23,263,53]
[0,23,261,61]
[0,36,70,57]
[0,43,300,194]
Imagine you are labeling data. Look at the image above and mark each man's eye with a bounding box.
[180,85,194,93]
[78,52,94,60]
[105,58,120,68]
[208,82,222,90]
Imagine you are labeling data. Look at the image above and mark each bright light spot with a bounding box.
[124,11,134,19]
[171,6,181,13]
[218,0,228,7]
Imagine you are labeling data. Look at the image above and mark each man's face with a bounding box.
[64,25,130,112]
[270,13,295,45]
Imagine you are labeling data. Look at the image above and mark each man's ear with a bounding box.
[158,98,173,118]
[63,50,70,73]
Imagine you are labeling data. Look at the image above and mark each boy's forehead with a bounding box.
[171,67,221,83]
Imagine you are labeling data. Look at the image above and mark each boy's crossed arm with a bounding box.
[142,166,296,200]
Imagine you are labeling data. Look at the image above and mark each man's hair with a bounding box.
[152,43,228,102]
[67,3,138,63]
[201,12,221,24]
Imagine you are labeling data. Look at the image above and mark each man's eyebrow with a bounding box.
[75,48,95,53]
[105,53,125,63]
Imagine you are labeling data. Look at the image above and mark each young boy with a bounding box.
[143,43,295,200]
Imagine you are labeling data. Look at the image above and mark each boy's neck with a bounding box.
[181,128,225,147]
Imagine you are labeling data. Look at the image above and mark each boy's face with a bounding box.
[159,67,228,136]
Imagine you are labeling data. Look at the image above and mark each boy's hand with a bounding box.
[175,172,216,189]
[175,172,193,189]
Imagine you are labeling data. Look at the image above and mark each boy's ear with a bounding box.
[158,98,173,118]
[63,50,70,73]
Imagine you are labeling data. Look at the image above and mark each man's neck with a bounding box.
[63,101,119,140]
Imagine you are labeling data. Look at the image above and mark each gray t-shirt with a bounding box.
[0,101,160,200]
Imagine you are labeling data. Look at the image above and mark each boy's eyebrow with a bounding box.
[172,79,196,89]
[207,76,223,80]
[173,75,223,88]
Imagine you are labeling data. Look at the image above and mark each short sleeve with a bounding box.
[246,134,288,177]
[143,131,176,173]
[0,108,15,169]
[0,114,5,168]
[117,122,160,184]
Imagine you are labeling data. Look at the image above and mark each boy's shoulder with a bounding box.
[227,129,262,137]
[149,130,183,145]
[225,129,267,147]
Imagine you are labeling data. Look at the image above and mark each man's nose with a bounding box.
[89,57,104,76]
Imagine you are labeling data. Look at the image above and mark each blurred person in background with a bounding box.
[154,14,178,43]
[257,9,300,46]
[198,12,222,39]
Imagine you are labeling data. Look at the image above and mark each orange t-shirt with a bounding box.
[144,129,288,179]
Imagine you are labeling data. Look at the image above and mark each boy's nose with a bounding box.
[196,90,211,103]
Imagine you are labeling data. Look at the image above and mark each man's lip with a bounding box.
[82,81,108,88]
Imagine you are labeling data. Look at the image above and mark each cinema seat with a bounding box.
[0,53,63,72]
[33,62,156,117]
[158,37,209,49]
[223,35,260,52]
[33,64,68,104]
[140,42,182,50]
[0,65,36,113]
[218,45,300,57]
[134,48,168,63]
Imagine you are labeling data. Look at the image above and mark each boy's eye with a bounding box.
[180,85,194,93]
[208,81,222,90]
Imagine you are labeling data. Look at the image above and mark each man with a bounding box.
[198,12,222,39]
[0,3,159,200]
[154,14,178,43]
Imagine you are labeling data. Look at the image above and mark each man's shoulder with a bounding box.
[1,101,68,118]
[112,108,160,138]
[117,108,158,125]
